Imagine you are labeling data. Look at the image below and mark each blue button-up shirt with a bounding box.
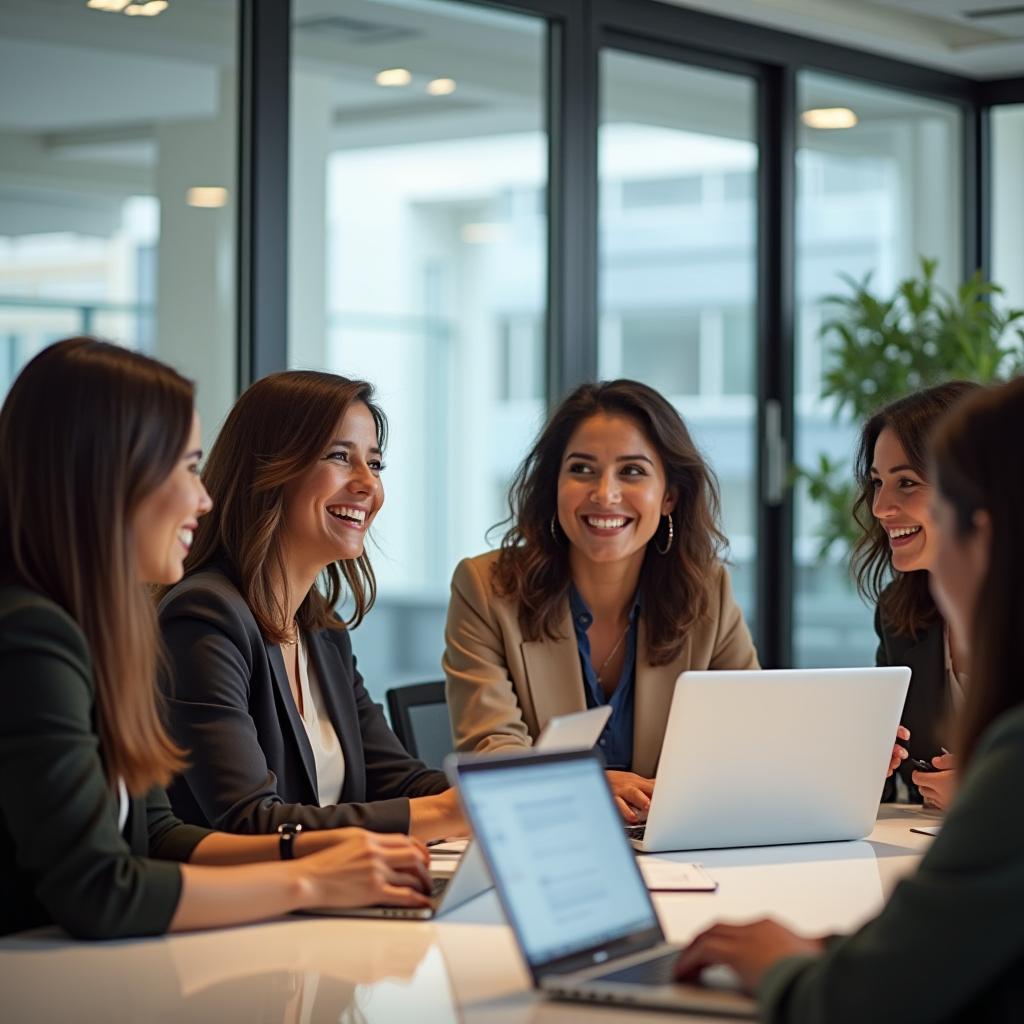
[568,585,641,771]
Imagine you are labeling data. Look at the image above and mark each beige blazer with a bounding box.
[443,549,760,778]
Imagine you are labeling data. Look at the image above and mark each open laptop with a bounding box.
[306,706,612,920]
[450,748,756,1017]
[628,667,912,853]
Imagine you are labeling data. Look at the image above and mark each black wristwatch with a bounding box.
[277,822,302,860]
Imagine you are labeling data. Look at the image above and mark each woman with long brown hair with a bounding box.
[0,339,432,939]
[851,380,979,807]
[673,377,1024,1021]
[444,379,759,821]
[158,371,463,841]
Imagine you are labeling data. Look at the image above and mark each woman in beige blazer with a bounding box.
[444,379,759,820]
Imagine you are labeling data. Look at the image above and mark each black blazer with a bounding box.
[0,584,210,939]
[875,602,947,802]
[158,567,448,835]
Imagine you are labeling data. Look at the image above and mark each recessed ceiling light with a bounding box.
[461,222,507,245]
[124,1,167,14]
[88,0,167,13]
[801,107,858,130]
[375,68,412,87]
[427,78,456,96]
[186,187,229,209]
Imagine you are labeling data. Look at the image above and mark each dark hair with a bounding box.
[0,338,191,794]
[183,371,386,641]
[492,379,726,665]
[851,380,980,638]
[931,378,1024,767]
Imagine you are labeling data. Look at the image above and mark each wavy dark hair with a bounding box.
[931,378,1024,767]
[0,338,190,794]
[851,380,979,638]
[492,379,726,665]
[182,371,386,641]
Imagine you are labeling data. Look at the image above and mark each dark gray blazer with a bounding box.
[759,703,1024,1023]
[0,584,210,939]
[158,566,448,835]
[875,603,946,802]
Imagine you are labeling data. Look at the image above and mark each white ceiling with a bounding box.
[661,0,1024,77]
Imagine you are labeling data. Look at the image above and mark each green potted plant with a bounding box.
[797,257,1024,561]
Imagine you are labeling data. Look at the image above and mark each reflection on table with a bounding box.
[0,804,942,1024]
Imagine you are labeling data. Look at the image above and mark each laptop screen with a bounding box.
[457,755,658,969]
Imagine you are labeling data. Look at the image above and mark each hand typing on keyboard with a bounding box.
[606,770,655,823]
[674,919,825,993]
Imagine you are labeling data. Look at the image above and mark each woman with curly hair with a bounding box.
[443,379,759,821]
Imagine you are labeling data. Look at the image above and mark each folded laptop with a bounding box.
[451,749,755,1017]
[628,667,911,853]
[304,706,612,920]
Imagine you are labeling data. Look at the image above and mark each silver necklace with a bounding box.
[595,624,630,684]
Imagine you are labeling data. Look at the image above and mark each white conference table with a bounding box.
[0,804,943,1024]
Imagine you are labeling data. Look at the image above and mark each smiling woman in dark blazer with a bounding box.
[1,340,432,939]
[159,371,463,842]
[850,381,979,806]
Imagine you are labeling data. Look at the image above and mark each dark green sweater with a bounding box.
[0,585,211,939]
[759,703,1024,1023]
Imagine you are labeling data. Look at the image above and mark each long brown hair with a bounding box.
[0,338,190,794]
[183,371,386,641]
[851,380,979,638]
[493,379,726,665]
[931,378,1024,768]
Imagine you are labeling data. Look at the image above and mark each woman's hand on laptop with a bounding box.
[299,829,433,909]
[605,770,654,822]
[674,919,824,992]
[887,724,911,777]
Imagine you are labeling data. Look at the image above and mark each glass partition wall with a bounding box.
[598,50,759,624]
[288,0,547,695]
[792,71,963,667]
[0,0,238,436]
[4,0,997,688]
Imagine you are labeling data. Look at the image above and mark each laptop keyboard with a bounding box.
[625,824,646,841]
[596,951,679,986]
[430,876,449,899]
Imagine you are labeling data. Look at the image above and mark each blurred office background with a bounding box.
[2,0,1023,699]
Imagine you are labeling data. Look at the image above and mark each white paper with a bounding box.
[637,859,717,891]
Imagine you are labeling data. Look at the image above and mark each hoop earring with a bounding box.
[655,514,674,555]
[550,514,560,544]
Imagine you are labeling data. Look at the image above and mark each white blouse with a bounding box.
[295,635,345,806]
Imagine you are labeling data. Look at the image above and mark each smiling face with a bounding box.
[556,411,675,574]
[870,426,937,574]
[279,400,384,573]
[132,413,212,585]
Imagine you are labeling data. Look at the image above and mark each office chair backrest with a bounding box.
[386,681,453,770]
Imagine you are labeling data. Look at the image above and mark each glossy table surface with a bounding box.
[0,804,943,1024]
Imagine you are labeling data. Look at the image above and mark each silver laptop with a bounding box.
[451,749,756,1017]
[305,706,612,920]
[628,667,912,853]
